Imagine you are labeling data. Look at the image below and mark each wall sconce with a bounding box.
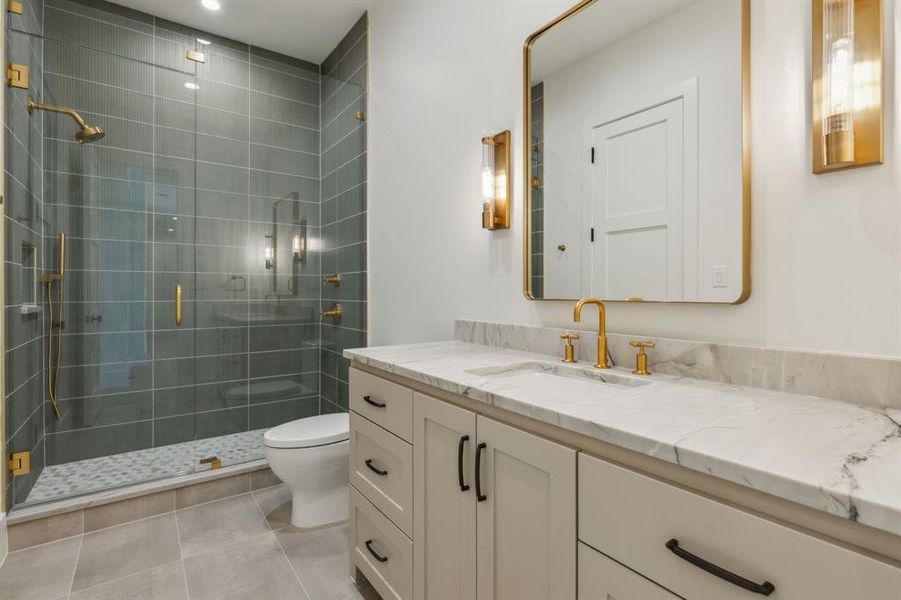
[812,0,882,174]
[293,220,307,264]
[481,130,511,229]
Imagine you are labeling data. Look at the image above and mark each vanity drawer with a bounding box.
[578,542,679,600]
[579,454,901,599]
[350,411,413,537]
[350,368,413,442]
[350,486,413,600]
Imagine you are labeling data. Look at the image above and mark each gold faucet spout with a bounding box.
[573,297,609,369]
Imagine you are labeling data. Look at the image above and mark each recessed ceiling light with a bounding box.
[200,0,220,11]
[196,38,211,46]
[184,82,199,90]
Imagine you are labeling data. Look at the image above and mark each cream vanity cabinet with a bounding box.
[349,366,901,600]
[349,367,576,600]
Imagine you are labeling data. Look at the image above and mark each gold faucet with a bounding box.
[573,297,609,369]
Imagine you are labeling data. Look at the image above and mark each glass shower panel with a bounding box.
[182,36,252,468]
[319,69,368,413]
[241,51,322,445]
[32,30,200,499]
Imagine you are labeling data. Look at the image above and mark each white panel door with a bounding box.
[475,415,577,600]
[591,98,684,301]
[413,392,477,600]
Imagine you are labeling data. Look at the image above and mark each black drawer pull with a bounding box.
[362,395,386,408]
[666,539,775,596]
[457,435,470,492]
[475,442,487,502]
[364,539,388,563]
[365,459,388,476]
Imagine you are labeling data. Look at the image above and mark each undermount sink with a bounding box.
[464,361,652,399]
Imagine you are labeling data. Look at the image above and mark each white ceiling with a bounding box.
[108,0,370,64]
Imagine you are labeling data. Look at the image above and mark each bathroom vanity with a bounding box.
[346,341,901,600]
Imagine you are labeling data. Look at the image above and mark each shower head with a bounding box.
[27,95,105,144]
[75,124,105,144]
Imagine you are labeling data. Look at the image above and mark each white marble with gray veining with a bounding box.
[456,320,901,410]
[344,340,901,537]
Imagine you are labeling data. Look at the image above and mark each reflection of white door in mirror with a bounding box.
[526,0,747,303]
[589,82,698,301]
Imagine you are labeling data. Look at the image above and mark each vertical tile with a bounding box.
[8,510,84,551]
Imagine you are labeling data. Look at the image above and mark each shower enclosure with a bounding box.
[3,0,368,510]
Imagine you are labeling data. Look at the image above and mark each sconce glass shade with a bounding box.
[823,0,855,165]
[482,136,497,227]
[480,131,511,230]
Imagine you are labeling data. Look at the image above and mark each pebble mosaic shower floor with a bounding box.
[25,429,267,504]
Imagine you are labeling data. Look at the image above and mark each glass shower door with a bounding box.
[25,22,202,502]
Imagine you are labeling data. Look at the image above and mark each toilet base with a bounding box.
[290,483,348,528]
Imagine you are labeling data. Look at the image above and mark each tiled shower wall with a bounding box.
[530,82,544,298]
[3,0,367,508]
[320,15,367,413]
[4,0,47,506]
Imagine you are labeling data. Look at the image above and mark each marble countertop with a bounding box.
[345,341,901,537]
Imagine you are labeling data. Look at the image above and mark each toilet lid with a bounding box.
[263,413,349,449]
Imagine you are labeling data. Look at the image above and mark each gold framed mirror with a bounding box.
[523,0,750,304]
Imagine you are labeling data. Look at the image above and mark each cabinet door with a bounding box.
[475,415,577,600]
[578,543,680,600]
[413,392,477,600]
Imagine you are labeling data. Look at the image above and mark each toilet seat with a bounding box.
[263,412,349,449]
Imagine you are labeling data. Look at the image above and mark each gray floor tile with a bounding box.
[276,523,378,600]
[0,536,82,600]
[71,513,181,592]
[69,560,188,600]
[176,493,271,557]
[252,484,292,530]
[183,532,307,600]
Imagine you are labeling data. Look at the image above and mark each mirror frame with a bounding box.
[522,0,751,304]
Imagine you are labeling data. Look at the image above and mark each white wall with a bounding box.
[369,0,901,359]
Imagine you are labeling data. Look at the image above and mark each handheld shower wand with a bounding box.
[38,233,66,420]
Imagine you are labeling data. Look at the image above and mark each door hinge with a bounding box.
[590,228,595,242]
[199,456,221,470]
[9,450,31,476]
[7,63,29,89]
[590,147,595,164]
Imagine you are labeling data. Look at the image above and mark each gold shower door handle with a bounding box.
[175,283,182,326]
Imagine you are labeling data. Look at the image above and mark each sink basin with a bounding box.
[465,361,652,400]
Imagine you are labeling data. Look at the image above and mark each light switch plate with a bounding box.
[712,266,728,288]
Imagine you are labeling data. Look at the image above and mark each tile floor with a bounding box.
[25,430,268,505]
[1,484,380,600]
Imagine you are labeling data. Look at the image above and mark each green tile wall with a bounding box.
[2,0,368,495]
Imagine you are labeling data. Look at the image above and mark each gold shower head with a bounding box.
[27,95,105,144]
[75,124,105,144]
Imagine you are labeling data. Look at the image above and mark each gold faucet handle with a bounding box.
[629,340,655,375]
[560,334,579,363]
[629,340,655,351]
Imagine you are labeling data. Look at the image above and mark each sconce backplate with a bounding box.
[812,0,883,174]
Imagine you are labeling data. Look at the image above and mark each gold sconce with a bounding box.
[481,130,511,230]
[812,0,882,174]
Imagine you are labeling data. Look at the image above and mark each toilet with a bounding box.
[263,412,350,528]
